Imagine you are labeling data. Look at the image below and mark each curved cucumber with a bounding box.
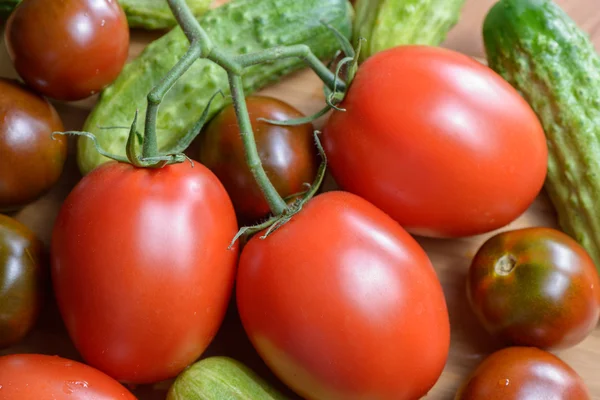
[167,356,288,400]
[483,0,600,270]
[353,0,466,63]
[0,0,212,29]
[78,0,353,175]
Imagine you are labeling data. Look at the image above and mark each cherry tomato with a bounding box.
[455,347,591,400]
[467,227,600,350]
[0,214,44,349]
[322,45,548,238]
[199,96,318,223]
[0,78,66,212]
[0,353,136,399]
[5,0,129,101]
[236,191,450,400]
[50,161,239,384]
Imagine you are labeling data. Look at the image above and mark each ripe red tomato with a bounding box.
[0,353,136,399]
[322,45,548,238]
[50,161,239,384]
[5,0,129,101]
[199,96,319,223]
[455,347,591,399]
[467,227,600,350]
[0,214,45,349]
[236,191,450,400]
[0,78,67,211]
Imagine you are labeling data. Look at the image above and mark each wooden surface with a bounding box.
[2,0,600,398]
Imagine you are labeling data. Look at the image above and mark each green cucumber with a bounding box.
[483,0,600,270]
[78,0,353,175]
[0,0,212,30]
[167,356,288,400]
[353,0,466,63]
[0,0,18,20]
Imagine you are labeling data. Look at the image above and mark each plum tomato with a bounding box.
[236,191,450,400]
[199,96,319,223]
[0,353,136,399]
[5,0,129,101]
[0,78,67,212]
[467,227,600,350]
[0,214,45,349]
[322,45,548,238]
[50,161,239,384]
[455,347,591,400]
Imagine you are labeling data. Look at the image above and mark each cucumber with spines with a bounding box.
[0,0,213,29]
[77,0,354,175]
[483,0,600,271]
[353,0,466,63]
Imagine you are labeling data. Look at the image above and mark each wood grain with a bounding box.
[1,0,600,399]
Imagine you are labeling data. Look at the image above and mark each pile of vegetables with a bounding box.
[0,0,599,398]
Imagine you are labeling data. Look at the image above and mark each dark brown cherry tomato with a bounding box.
[199,96,319,223]
[467,227,600,350]
[5,0,129,101]
[0,78,67,212]
[455,347,591,400]
[0,214,44,349]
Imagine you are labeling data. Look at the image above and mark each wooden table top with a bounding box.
[1,0,599,399]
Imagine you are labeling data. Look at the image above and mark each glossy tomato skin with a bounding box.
[236,191,450,400]
[0,215,44,349]
[199,96,318,223]
[455,347,591,400]
[51,161,239,384]
[0,353,137,399]
[467,227,600,350]
[0,78,67,212]
[322,45,548,238]
[5,0,129,101]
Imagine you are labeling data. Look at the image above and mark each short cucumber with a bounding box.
[167,356,288,400]
[78,0,353,175]
[483,0,600,270]
[353,0,466,63]
[0,0,212,29]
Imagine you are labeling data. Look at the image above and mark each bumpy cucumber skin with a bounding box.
[0,0,212,28]
[120,0,212,29]
[484,0,600,271]
[78,0,353,175]
[167,356,288,400]
[354,0,466,63]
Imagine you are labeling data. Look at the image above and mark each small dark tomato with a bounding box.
[455,347,591,400]
[0,78,67,212]
[5,0,130,101]
[0,214,45,349]
[467,227,600,350]
[199,96,319,223]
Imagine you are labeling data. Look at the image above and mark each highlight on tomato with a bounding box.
[5,0,130,101]
[0,78,67,211]
[50,161,239,384]
[236,191,451,400]
[467,227,600,350]
[0,353,137,399]
[455,347,591,400]
[322,45,548,238]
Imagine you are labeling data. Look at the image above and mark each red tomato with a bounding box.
[455,347,591,399]
[5,0,129,101]
[0,353,136,399]
[322,45,548,238]
[50,161,239,384]
[236,191,450,400]
[467,227,600,350]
